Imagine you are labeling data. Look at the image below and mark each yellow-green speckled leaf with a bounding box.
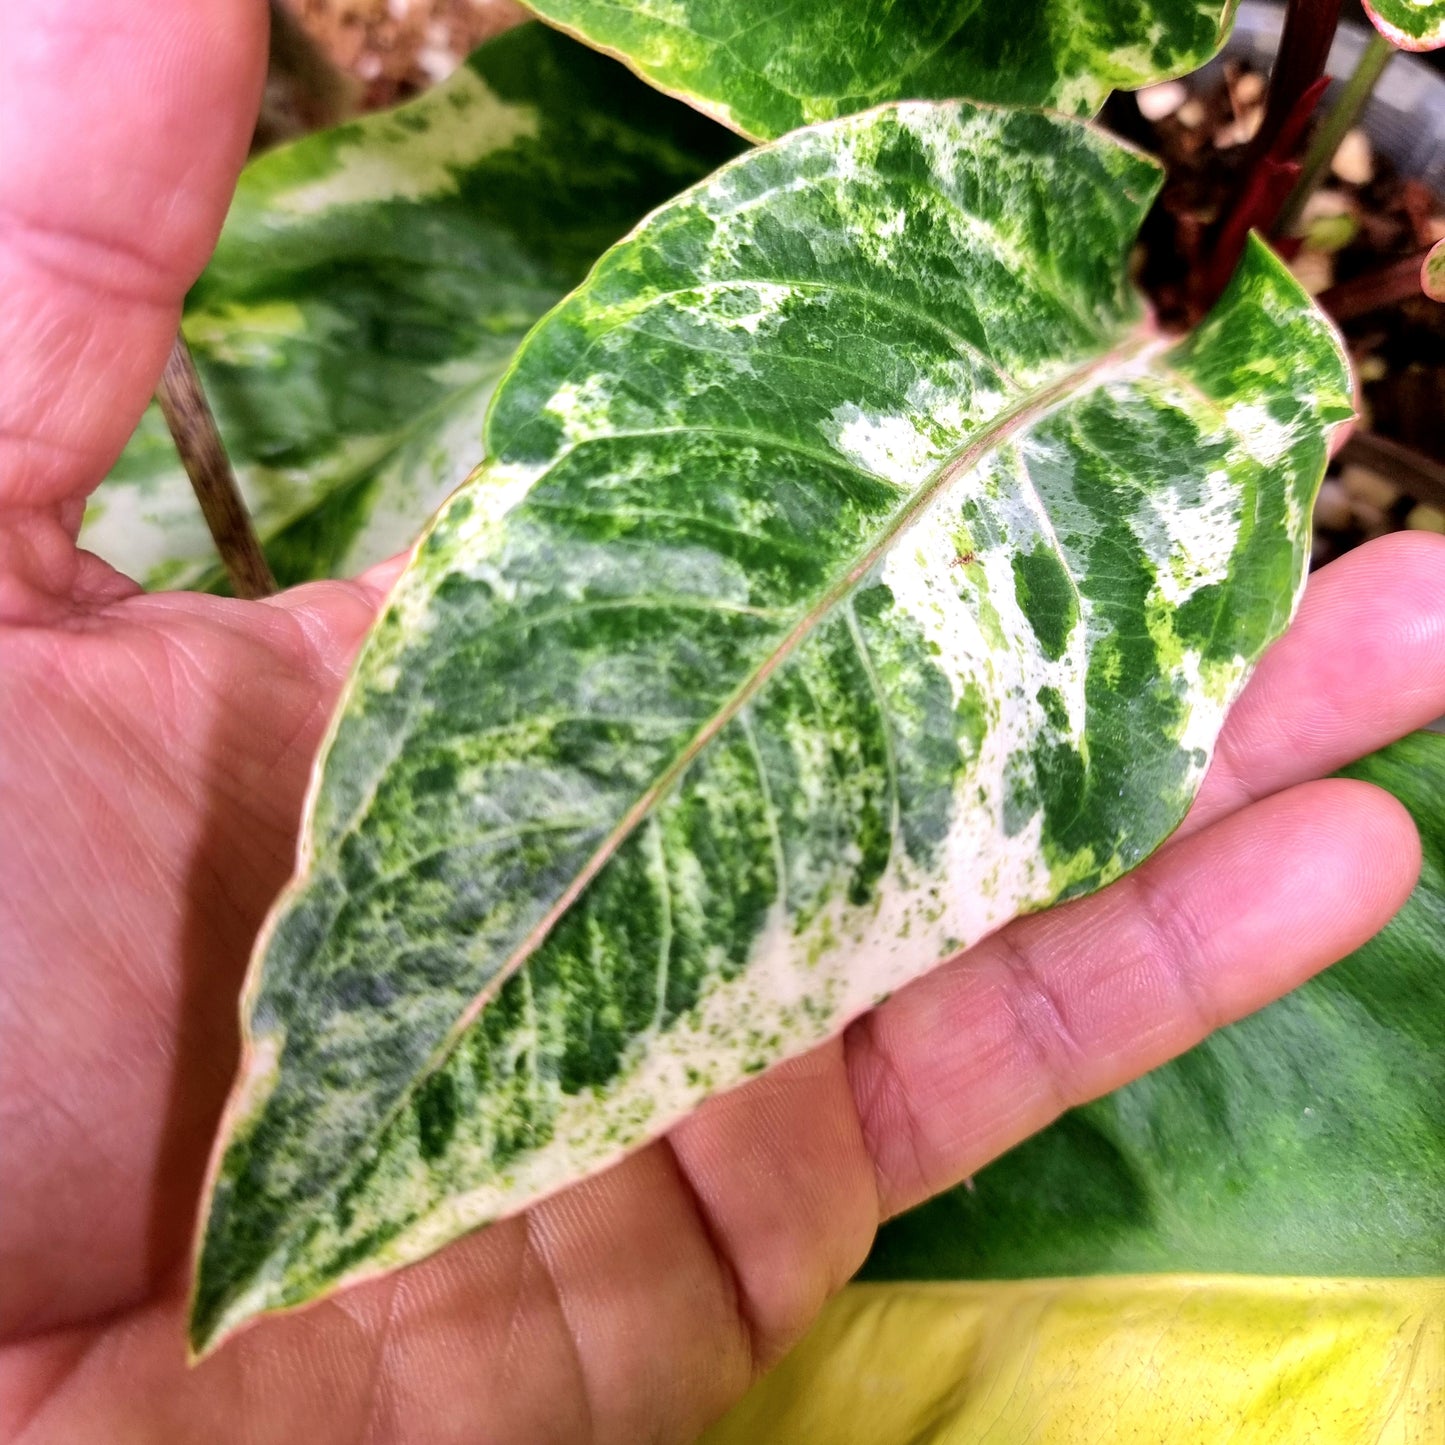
[83,25,738,591]
[191,101,1350,1355]
[522,0,1238,138]
[703,1278,1445,1443]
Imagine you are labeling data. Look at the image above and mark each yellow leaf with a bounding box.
[704,1277,1445,1443]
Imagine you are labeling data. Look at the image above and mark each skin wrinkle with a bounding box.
[661,1135,766,1377]
[844,1007,938,1216]
[1,1335,99,1442]
[51,635,280,955]
[524,1210,598,1445]
[493,1223,539,1414]
[0,280,177,511]
[68,641,197,805]
[1126,858,1229,1042]
[984,928,1093,1118]
[0,202,180,310]
[547,1150,756,1444]
[354,1276,402,1445]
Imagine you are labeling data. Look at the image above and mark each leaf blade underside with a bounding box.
[82,25,740,591]
[521,0,1238,138]
[192,101,1351,1354]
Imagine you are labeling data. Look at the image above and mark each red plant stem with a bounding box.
[1339,432,1445,511]
[1199,0,1343,307]
[1318,247,1437,321]
[1201,76,1330,306]
[1246,0,1344,168]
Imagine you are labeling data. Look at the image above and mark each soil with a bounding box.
[259,0,527,143]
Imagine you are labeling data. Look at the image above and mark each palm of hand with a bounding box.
[1,2,1442,1442]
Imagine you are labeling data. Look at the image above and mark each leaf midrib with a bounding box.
[230,325,1167,1300]
[449,328,1164,1030]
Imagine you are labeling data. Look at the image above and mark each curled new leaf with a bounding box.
[83,26,738,591]
[192,101,1350,1354]
[523,0,1238,137]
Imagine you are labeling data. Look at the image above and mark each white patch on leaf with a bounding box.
[544,376,618,446]
[829,406,943,487]
[1133,466,1244,607]
[271,69,538,214]
[1223,401,1297,466]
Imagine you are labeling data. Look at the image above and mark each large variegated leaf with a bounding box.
[1363,0,1445,50]
[192,101,1351,1354]
[82,26,738,591]
[522,0,1237,138]
[866,728,1445,1281]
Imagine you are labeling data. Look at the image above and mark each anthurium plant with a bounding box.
[82,0,1400,1377]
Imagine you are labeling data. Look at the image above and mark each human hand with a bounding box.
[2,1,1443,1440]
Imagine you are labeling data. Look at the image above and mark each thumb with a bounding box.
[0,0,266,546]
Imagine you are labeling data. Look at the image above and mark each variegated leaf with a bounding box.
[1425,239,1445,301]
[522,0,1238,138]
[83,26,738,591]
[192,102,1351,1354]
[1363,0,1445,50]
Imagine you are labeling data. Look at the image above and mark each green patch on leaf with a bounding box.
[1012,545,1079,661]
